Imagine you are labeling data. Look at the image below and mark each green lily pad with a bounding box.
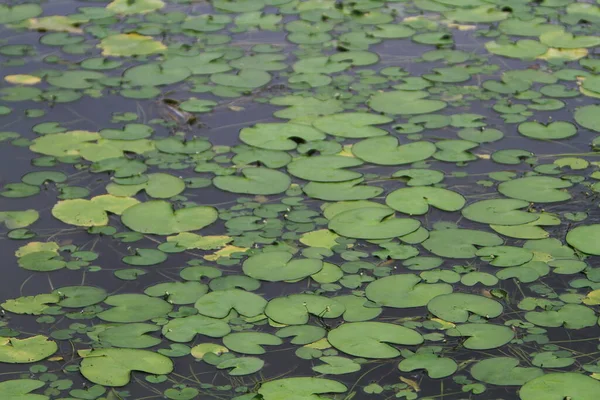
[498,176,572,203]
[385,187,465,215]
[304,178,383,201]
[566,224,600,255]
[223,332,282,354]
[239,123,325,150]
[258,377,347,400]
[144,281,208,304]
[97,323,161,349]
[312,356,360,375]
[0,379,48,400]
[162,315,231,342]
[518,121,577,140]
[368,90,447,115]
[423,229,503,258]
[97,294,172,323]
[0,210,39,229]
[0,336,57,364]
[312,113,392,138]
[214,168,291,195]
[471,357,543,385]
[79,348,173,387]
[461,199,539,225]
[328,207,420,239]
[365,274,452,308]
[399,353,458,379]
[520,373,600,400]
[328,322,423,358]
[574,105,600,132]
[107,173,185,199]
[352,136,436,166]
[485,40,548,59]
[265,294,344,325]
[525,304,596,329]
[287,155,363,182]
[0,4,42,24]
[243,251,323,282]
[217,357,264,376]
[194,289,266,318]
[53,286,107,308]
[427,293,503,322]
[446,324,514,350]
[52,196,139,227]
[121,200,218,235]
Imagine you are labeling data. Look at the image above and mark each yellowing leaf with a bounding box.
[538,47,588,62]
[26,16,84,33]
[447,23,477,31]
[190,343,228,359]
[107,0,165,15]
[167,232,232,250]
[430,318,456,330]
[583,289,600,306]
[203,245,247,261]
[400,376,420,392]
[15,242,59,258]
[98,34,166,57]
[5,74,41,85]
[337,145,355,158]
[300,229,340,249]
[304,338,331,350]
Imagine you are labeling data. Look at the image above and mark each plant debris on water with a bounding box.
[3,0,600,399]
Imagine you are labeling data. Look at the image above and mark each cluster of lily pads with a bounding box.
[3,0,600,399]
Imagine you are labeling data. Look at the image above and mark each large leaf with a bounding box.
[328,322,423,358]
[79,348,173,386]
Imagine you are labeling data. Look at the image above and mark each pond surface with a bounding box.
[2,1,600,399]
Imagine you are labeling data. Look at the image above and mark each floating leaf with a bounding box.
[243,251,323,282]
[328,207,420,239]
[99,34,166,57]
[386,187,465,215]
[352,136,436,166]
[427,293,503,323]
[214,168,291,195]
[369,90,447,115]
[328,322,423,358]
[498,176,572,203]
[446,324,514,349]
[365,274,452,308]
[0,336,57,363]
[470,357,543,385]
[258,377,347,400]
[79,348,173,387]
[520,373,600,400]
[121,200,218,235]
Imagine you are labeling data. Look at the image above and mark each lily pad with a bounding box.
[214,168,291,195]
[243,251,323,282]
[365,274,452,308]
[79,348,173,386]
[498,176,572,203]
[385,187,465,215]
[520,373,600,400]
[352,136,436,166]
[427,293,503,322]
[471,357,543,385]
[0,336,57,364]
[328,207,420,239]
[121,200,218,235]
[328,322,423,358]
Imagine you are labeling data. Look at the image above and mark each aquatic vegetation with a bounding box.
[1,0,600,399]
